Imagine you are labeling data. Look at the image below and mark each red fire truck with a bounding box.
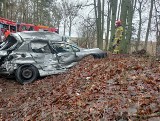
[0,17,58,33]
[0,17,17,33]
[34,24,58,33]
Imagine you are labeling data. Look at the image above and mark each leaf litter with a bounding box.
[0,54,160,120]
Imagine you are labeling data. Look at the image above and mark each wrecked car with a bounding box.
[0,31,107,84]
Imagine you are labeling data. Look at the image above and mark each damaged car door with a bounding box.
[30,40,59,72]
[52,43,79,68]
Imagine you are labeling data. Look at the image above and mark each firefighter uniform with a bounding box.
[113,24,123,54]
[4,29,10,38]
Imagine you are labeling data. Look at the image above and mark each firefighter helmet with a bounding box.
[115,20,122,26]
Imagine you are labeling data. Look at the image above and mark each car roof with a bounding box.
[11,31,63,42]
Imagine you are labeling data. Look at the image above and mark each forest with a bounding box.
[0,0,160,120]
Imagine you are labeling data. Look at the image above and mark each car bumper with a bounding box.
[94,52,107,58]
[0,62,17,75]
[0,68,10,74]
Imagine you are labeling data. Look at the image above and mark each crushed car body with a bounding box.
[0,31,107,84]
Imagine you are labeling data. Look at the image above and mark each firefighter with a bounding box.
[112,20,123,54]
[4,28,10,39]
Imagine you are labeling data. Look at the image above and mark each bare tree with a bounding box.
[109,0,118,50]
[60,0,83,36]
[135,0,147,51]
[94,0,105,49]
[51,2,63,30]
[77,16,96,48]
[126,0,137,52]
[144,0,154,50]
[105,0,111,50]
[154,0,160,58]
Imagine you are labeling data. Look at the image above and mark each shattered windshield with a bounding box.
[18,32,62,41]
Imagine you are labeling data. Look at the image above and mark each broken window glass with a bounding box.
[31,41,51,53]
[18,42,29,51]
[52,43,73,53]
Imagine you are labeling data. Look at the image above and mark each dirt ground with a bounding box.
[0,54,160,121]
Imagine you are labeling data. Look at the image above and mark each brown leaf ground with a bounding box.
[0,54,160,121]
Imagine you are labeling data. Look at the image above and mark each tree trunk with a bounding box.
[94,0,98,47]
[154,1,160,58]
[144,0,154,50]
[0,1,2,16]
[117,0,122,20]
[105,1,111,50]
[126,0,137,53]
[36,0,39,24]
[101,0,105,48]
[63,19,66,35]
[97,0,102,49]
[94,0,104,49]
[129,0,137,52]
[109,0,118,50]
[26,0,29,23]
[120,0,128,53]
[3,0,7,18]
[33,0,36,23]
[136,1,142,51]
[69,16,72,36]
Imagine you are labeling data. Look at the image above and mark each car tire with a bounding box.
[15,64,39,84]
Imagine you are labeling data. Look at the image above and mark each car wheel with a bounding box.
[15,64,39,84]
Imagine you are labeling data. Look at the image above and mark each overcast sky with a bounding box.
[58,0,93,37]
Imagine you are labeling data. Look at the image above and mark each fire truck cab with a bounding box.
[17,23,35,32]
[0,17,17,33]
[0,17,58,34]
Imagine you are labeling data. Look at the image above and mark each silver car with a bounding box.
[0,31,107,84]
